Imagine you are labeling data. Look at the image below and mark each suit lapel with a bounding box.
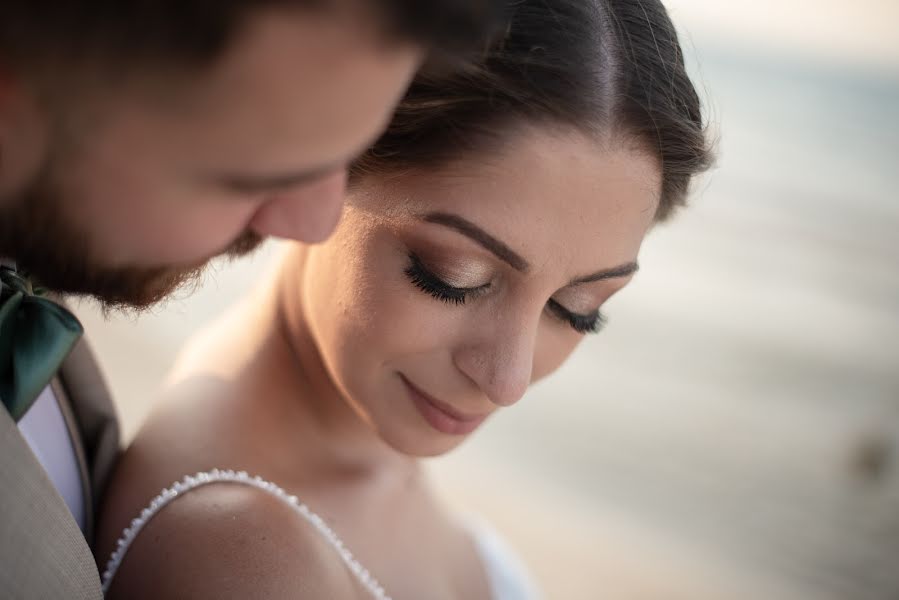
[52,299,120,517]
[0,407,103,599]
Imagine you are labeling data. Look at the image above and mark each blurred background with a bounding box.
[72,1,899,598]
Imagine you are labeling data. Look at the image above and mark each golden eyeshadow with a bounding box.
[411,248,493,289]
[550,285,606,316]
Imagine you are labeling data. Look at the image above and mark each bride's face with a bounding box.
[296,127,661,456]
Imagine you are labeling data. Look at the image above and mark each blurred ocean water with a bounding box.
[72,18,899,600]
[431,39,899,600]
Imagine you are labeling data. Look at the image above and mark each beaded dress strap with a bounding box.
[101,468,391,599]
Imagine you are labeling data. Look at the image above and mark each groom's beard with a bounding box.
[0,165,263,310]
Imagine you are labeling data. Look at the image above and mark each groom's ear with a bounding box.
[0,56,17,130]
[0,61,49,204]
[0,53,29,109]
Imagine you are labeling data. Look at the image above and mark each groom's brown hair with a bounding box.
[0,0,503,77]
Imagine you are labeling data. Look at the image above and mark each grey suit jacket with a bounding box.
[0,336,120,599]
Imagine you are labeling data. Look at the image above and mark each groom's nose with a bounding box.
[248,168,348,243]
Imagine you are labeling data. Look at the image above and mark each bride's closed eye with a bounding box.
[546,299,606,334]
[404,253,607,335]
[404,252,491,305]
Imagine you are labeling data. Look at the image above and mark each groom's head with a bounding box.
[0,0,500,308]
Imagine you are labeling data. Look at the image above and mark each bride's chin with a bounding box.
[378,425,471,458]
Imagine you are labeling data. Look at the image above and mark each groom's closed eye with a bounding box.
[218,164,346,194]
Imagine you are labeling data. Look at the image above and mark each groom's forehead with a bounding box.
[0,2,362,63]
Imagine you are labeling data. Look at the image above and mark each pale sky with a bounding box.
[666,0,899,69]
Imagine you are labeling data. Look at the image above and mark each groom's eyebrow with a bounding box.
[420,212,530,272]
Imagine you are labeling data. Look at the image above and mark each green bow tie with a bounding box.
[0,266,83,421]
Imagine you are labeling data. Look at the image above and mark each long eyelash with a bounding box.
[405,254,604,333]
[404,253,485,305]
[547,299,606,334]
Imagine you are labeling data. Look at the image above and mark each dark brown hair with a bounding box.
[352,0,713,221]
[0,0,504,76]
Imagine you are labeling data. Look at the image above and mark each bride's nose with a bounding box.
[453,309,539,408]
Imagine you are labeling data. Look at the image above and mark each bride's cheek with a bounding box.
[533,327,582,382]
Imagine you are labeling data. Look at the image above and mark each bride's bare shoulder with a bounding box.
[96,298,288,574]
[103,480,362,600]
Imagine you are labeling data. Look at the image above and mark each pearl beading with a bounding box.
[101,468,392,599]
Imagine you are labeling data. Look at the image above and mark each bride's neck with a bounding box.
[262,247,413,476]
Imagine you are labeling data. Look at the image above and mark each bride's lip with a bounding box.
[399,374,488,436]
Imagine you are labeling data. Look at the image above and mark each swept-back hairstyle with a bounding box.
[353,0,713,221]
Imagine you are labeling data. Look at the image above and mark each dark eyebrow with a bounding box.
[422,211,639,284]
[569,261,639,285]
[218,161,345,193]
[421,212,530,272]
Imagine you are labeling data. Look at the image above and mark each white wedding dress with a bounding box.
[102,469,540,600]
